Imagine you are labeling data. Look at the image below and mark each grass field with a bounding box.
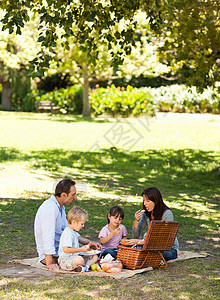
[0,111,219,299]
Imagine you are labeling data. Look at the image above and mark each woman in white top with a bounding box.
[132,187,179,261]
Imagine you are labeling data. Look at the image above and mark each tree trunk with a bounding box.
[82,64,91,117]
[1,81,12,110]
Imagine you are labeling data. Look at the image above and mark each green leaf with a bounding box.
[37,36,45,42]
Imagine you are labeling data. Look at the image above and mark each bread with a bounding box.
[101,262,113,272]
[101,261,122,273]
[113,261,122,269]
[86,249,95,254]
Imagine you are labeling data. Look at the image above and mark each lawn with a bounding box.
[0,111,219,299]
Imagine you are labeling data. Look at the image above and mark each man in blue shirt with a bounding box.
[34,178,77,270]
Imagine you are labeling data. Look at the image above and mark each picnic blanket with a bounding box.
[9,250,209,280]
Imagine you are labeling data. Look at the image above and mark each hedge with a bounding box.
[90,84,220,116]
[12,84,219,116]
[90,85,156,117]
[18,85,83,114]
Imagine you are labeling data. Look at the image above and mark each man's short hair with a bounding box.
[67,206,88,224]
[55,178,76,197]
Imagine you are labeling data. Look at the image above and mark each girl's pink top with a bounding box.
[98,224,127,253]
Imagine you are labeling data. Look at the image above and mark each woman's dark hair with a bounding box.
[55,178,76,197]
[142,187,169,220]
[107,206,124,224]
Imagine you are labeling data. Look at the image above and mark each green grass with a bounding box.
[0,111,219,299]
[0,111,219,151]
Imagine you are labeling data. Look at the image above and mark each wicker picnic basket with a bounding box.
[117,220,179,270]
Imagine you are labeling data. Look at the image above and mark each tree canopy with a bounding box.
[1,0,219,90]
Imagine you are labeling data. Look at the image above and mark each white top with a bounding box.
[34,195,68,261]
[58,227,80,262]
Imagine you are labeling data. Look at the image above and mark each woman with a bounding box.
[132,187,179,261]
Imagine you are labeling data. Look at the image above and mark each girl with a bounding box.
[99,206,127,258]
[132,187,179,261]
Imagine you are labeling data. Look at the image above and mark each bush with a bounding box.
[90,85,156,117]
[90,84,220,116]
[142,85,220,114]
[11,69,32,111]
[21,85,83,114]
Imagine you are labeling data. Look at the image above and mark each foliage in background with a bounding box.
[1,1,219,92]
[0,11,39,110]
[0,84,2,105]
[36,72,71,91]
[94,73,179,89]
[44,12,170,117]
[12,84,220,116]
[143,85,220,114]
[21,85,83,114]
[11,69,32,111]
[90,85,220,116]
[158,0,219,91]
[90,85,156,117]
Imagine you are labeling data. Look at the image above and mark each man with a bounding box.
[34,178,77,270]
[34,178,101,270]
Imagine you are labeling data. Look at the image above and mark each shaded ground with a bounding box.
[0,149,219,286]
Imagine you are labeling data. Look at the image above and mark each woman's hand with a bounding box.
[135,210,145,221]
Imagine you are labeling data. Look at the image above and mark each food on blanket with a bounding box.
[106,267,121,273]
[91,264,97,271]
[96,264,103,272]
[101,261,122,273]
[113,261,122,269]
[101,262,113,272]
[91,263,103,272]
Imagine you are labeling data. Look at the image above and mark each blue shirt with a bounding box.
[34,195,68,261]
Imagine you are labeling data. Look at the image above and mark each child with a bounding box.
[99,206,127,258]
[58,206,100,272]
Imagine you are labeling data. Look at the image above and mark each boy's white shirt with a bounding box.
[58,227,80,263]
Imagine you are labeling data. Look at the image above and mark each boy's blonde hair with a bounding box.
[67,206,88,224]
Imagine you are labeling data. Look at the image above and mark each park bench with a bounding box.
[35,101,60,114]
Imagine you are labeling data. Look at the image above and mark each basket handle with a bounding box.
[138,251,167,269]
[142,220,154,251]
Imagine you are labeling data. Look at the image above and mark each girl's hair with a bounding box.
[67,206,88,224]
[107,206,124,224]
[142,187,169,220]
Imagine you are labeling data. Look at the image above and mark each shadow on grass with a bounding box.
[7,112,114,123]
[0,193,219,259]
[1,146,219,199]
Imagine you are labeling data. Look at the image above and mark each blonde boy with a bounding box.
[58,206,100,272]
